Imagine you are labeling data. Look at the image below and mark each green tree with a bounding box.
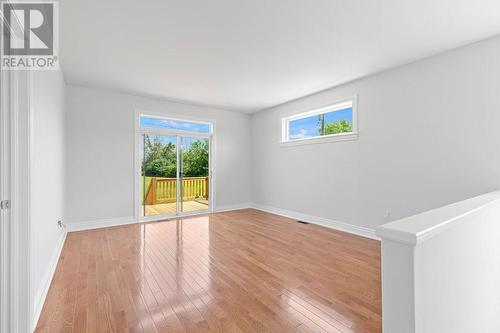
[143,136,177,177]
[182,140,209,177]
[142,136,209,178]
[321,119,352,135]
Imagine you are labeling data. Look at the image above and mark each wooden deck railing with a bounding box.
[144,176,209,205]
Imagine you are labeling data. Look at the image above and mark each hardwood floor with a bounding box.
[35,209,381,333]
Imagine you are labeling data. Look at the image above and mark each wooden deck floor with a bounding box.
[35,209,381,333]
[144,200,209,216]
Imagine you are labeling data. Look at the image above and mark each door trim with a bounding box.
[0,54,12,333]
[133,110,216,222]
[0,69,33,332]
[1,5,34,331]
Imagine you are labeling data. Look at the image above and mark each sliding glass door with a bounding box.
[180,136,210,213]
[138,114,212,219]
[141,134,179,217]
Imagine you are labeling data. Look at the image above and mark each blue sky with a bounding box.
[289,107,352,139]
[140,116,210,133]
[140,116,210,145]
[148,135,177,145]
[142,134,207,149]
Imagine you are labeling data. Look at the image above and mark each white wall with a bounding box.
[376,191,500,333]
[415,203,500,332]
[251,36,500,229]
[65,85,252,224]
[31,69,66,322]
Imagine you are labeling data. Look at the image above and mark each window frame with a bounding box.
[280,96,358,146]
[138,113,214,136]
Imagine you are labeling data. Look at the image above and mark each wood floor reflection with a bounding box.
[35,209,381,333]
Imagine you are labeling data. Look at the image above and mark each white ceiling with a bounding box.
[61,0,500,113]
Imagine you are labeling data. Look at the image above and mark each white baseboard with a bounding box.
[65,216,138,232]
[65,203,377,240]
[215,203,252,213]
[250,203,378,240]
[66,203,254,232]
[32,230,67,331]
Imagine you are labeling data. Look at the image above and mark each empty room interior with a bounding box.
[2,1,500,332]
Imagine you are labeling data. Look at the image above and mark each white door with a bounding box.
[0,63,12,333]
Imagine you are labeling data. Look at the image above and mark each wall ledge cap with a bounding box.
[376,191,500,245]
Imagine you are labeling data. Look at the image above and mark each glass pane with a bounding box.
[289,107,353,140]
[180,136,210,213]
[140,116,211,133]
[141,134,178,216]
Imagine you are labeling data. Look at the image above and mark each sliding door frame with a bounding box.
[134,110,215,222]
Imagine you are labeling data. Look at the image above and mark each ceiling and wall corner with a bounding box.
[60,0,500,113]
